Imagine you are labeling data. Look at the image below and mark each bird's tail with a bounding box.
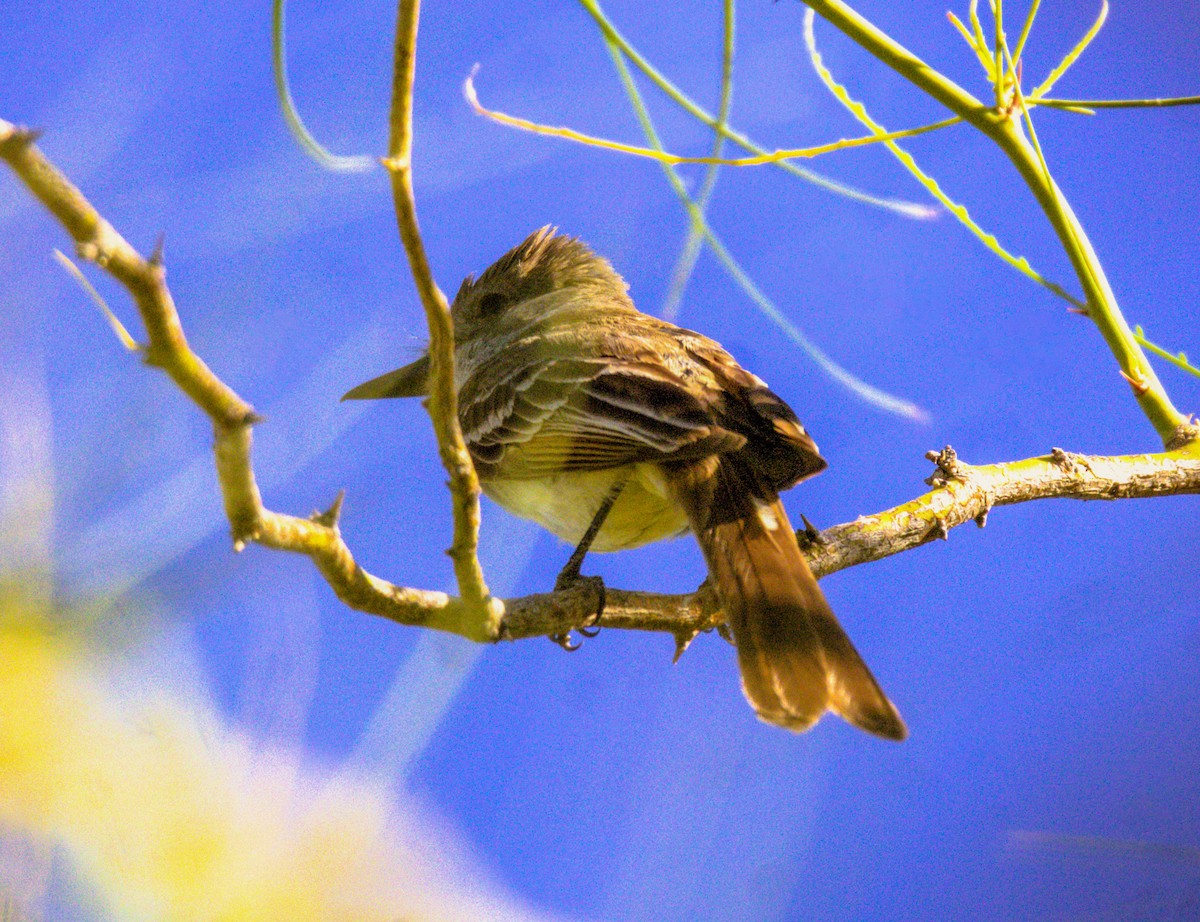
[667,458,906,740]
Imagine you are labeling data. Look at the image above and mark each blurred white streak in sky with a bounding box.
[5,5,584,869]
[0,323,55,604]
[599,701,824,921]
[349,511,540,783]
[238,563,324,752]
[58,318,393,596]
[49,304,537,779]
[0,20,172,226]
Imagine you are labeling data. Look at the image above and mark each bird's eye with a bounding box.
[477,292,508,317]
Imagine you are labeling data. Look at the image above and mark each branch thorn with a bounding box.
[799,513,825,545]
[149,233,166,267]
[312,489,346,528]
[1119,368,1150,396]
[672,628,701,664]
[974,509,989,528]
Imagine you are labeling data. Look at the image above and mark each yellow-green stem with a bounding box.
[800,0,1187,446]
[994,122,1180,438]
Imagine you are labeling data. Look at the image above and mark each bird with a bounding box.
[343,227,906,740]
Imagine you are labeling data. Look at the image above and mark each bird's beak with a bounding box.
[341,354,431,401]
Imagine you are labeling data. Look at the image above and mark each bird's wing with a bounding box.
[459,353,744,479]
[678,333,827,490]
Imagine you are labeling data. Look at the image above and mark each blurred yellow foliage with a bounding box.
[0,590,556,922]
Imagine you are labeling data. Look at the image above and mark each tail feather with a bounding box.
[667,459,906,740]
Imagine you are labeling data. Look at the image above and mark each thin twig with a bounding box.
[466,72,961,167]
[575,0,937,219]
[661,0,734,321]
[1028,0,1109,100]
[603,42,927,421]
[1035,95,1200,110]
[53,249,139,351]
[803,9,1086,312]
[382,1,498,634]
[271,0,374,172]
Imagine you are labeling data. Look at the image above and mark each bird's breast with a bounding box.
[481,463,689,552]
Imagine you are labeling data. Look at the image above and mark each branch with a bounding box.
[574,0,938,219]
[382,0,497,631]
[4,118,1199,658]
[506,440,1200,649]
[465,71,962,167]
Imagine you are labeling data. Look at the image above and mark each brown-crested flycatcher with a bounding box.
[344,228,905,740]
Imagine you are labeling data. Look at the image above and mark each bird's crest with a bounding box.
[452,227,629,307]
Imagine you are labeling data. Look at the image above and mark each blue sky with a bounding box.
[3,1,1200,919]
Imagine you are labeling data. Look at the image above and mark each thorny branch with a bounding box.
[382,0,498,637]
[3,112,1199,653]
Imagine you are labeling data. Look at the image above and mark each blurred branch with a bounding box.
[53,249,139,351]
[601,39,928,422]
[383,0,498,634]
[660,0,735,322]
[575,0,938,220]
[271,0,375,172]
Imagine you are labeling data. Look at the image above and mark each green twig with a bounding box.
[947,11,995,77]
[1029,1,1109,100]
[1035,95,1200,110]
[796,0,1190,446]
[466,74,960,167]
[1135,326,1200,379]
[576,0,936,219]
[799,0,1186,445]
[54,250,140,352]
[804,12,1084,311]
[969,1,991,75]
[662,0,735,321]
[992,0,1006,108]
[1011,0,1041,67]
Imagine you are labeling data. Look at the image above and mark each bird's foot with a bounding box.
[548,570,606,650]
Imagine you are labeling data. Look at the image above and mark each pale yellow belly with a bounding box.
[481,463,690,552]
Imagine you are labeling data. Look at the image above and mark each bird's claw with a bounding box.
[549,631,582,652]
[548,572,606,649]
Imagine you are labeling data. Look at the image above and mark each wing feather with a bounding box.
[460,356,742,477]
